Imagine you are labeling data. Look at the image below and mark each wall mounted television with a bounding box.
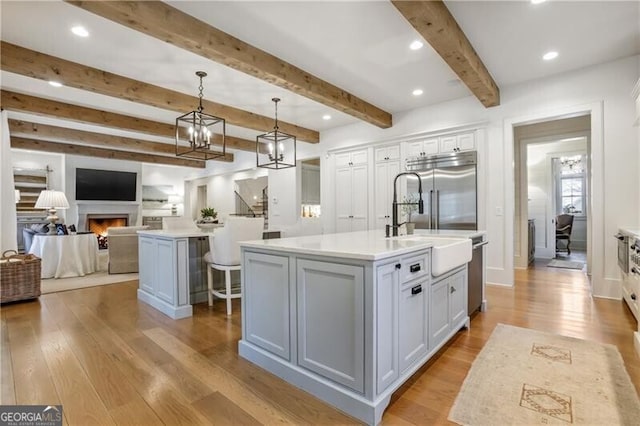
[75,168,137,201]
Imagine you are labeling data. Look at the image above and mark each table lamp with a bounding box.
[35,190,70,235]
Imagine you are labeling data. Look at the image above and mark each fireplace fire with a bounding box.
[87,216,128,249]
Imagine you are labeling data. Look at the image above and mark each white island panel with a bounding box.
[297,259,365,393]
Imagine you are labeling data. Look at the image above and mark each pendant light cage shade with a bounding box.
[256,98,296,169]
[175,71,226,161]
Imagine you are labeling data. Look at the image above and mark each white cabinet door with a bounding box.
[375,145,400,162]
[138,236,155,295]
[449,269,467,326]
[376,262,399,394]
[335,149,369,232]
[244,252,290,360]
[457,132,475,151]
[155,238,176,304]
[374,160,400,229]
[335,167,352,232]
[335,152,352,168]
[399,280,428,372]
[406,141,424,158]
[350,149,368,166]
[297,259,365,393]
[439,136,457,153]
[429,278,449,349]
[352,164,369,231]
[423,138,439,156]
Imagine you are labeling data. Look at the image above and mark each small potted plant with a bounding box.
[199,207,218,223]
[197,207,218,231]
[401,195,418,235]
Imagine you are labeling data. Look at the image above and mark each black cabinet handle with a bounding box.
[409,264,421,273]
[395,263,401,270]
[450,286,456,294]
[631,293,637,301]
[411,285,422,295]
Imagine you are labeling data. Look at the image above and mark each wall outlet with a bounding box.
[495,206,504,216]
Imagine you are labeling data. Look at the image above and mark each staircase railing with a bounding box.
[234,191,256,217]
[262,186,268,229]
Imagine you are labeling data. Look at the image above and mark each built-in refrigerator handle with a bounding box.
[429,190,434,229]
[435,190,440,230]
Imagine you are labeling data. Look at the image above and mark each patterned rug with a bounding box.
[449,324,640,425]
[547,259,584,270]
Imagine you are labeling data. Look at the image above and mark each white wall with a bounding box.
[319,55,640,297]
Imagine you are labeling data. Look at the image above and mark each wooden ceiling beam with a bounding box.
[11,136,206,168]
[391,0,500,107]
[8,119,234,162]
[66,0,392,129]
[1,90,266,154]
[0,41,319,142]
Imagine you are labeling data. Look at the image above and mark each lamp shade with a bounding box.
[15,189,20,203]
[35,190,70,209]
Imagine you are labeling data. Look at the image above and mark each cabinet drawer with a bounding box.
[400,252,429,283]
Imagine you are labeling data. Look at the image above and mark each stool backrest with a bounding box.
[208,217,264,265]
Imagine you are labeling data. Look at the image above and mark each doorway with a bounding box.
[514,115,591,276]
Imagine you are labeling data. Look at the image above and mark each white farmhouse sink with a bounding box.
[430,238,472,277]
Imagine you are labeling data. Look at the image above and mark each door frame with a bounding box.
[504,101,603,293]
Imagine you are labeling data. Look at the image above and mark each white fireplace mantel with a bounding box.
[77,202,140,231]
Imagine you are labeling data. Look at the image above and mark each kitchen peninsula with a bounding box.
[238,229,484,424]
[137,228,213,319]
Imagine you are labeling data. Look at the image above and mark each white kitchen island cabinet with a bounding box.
[239,230,475,425]
[137,229,215,320]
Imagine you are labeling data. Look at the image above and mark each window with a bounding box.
[556,155,586,215]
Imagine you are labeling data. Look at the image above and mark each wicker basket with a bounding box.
[1,250,41,303]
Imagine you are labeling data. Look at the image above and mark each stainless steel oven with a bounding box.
[615,233,629,274]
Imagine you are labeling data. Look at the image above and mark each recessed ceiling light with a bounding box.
[409,40,423,50]
[531,0,546,4]
[71,26,89,37]
[322,114,331,120]
[48,81,63,88]
[412,89,424,96]
[543,51,558,61]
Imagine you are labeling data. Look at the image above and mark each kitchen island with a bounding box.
[137,229,215,319]
[239,230,481,424]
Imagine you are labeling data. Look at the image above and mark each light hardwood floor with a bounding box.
[1,260,638,425]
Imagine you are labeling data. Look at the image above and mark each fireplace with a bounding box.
[76,202,139,232]
[87,215,128,249]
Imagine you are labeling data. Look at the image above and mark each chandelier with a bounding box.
[256,98,296,169]
[175,71,226,160]
[560,155,581,170]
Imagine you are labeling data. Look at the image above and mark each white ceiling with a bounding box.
[1,0,638,148]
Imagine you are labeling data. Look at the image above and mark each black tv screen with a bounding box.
[75,168,137,201]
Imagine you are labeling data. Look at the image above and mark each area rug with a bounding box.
[448,324,640,425]
[40,272,138,294]
[547,259,584,270]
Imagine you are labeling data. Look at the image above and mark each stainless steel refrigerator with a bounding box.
[405,151,477,230]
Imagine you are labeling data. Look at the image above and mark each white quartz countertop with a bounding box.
[137,229,216,238]
[240,229,486,261]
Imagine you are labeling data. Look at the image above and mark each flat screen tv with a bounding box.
[75,168,137,201]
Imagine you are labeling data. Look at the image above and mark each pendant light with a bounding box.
[175,71,226,160]
[256,98,296,169]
